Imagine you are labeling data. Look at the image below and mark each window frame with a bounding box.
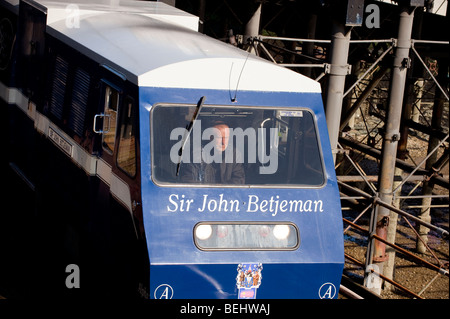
[116,95,137,178]
[101,82,121,156]
[193,221,300,251]
[150,103,327,189]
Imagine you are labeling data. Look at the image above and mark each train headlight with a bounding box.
[194,222,299,251]
[273,225,290,240]
[195,224,213,240]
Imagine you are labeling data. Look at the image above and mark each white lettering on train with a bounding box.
[166,193,324,215]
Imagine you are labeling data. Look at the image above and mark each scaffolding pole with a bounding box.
[325,22,351,163]
[417,57,448,253]
[244,3,262,54]
[364,3,417,294]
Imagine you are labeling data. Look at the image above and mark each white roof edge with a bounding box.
[40,0,199,31]
[28,1,320,93]
[138,58,322,93]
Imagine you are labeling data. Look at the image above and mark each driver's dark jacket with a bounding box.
[180,148,245,184]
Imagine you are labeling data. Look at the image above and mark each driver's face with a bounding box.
[213,125,230,152]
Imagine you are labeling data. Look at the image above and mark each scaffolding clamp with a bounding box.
[324,63,352,76]
[384,132,401,142]
[393,57,412,69]
[333,148,350,155]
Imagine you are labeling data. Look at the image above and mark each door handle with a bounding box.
[93,113,111,134]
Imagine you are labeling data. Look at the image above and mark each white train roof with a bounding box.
[34,0,321,93]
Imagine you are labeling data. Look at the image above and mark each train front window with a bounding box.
[151,105,325,187]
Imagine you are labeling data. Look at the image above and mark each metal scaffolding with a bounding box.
[236,0,449,298]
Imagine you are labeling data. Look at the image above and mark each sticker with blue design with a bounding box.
[236,263,262,299]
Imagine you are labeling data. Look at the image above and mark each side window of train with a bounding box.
[117,96,137,177]
[102,85,119,155]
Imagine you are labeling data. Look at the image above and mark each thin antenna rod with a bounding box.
[229,49,252,103]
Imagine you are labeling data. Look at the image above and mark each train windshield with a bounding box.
[151,104,325,187]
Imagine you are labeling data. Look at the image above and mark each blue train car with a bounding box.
[0,0,343,299]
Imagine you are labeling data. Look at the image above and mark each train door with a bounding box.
[95,79,139,218]
[96,79,140,227]
[90,76,144,296]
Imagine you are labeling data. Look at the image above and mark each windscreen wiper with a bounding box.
[176,96,206,176]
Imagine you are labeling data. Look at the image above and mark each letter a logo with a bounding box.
[319,283,337,299]
[65,264,80,289]
[365,4,380,29]
[154,284,174,299]
[65,4,80,29]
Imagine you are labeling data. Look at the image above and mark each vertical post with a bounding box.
[325,22,351,163]
[417,58,447,253]
[411,78,424,122]
[198,0,206,33]
[244,3,262,54]
[303,13,318,78]
[365,3,416,293]
[382,167,402,292]
[383,37,417,290]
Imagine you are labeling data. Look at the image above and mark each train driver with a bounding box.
[180,122,245,184]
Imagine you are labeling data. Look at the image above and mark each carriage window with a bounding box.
[102,85,119,154]
[117,97,136,177]
[151,105,325,187]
